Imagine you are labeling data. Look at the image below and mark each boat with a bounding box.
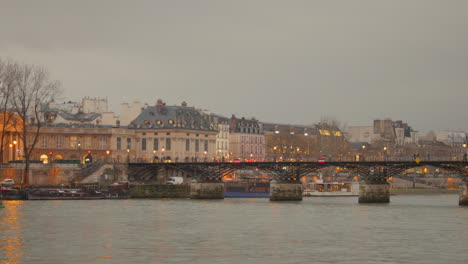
[303,181,359,197]
[27,188,105,200]
[102,181,131,199]
[0,186,27,200]
[224,178,270,198]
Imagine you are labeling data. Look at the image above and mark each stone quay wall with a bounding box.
[130,184,190,198]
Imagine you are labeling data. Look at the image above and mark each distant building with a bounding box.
[199,110,230,161]
[128,99,218,162]
[435,131,466,147]
[262,123,317,161]
[348,119,418,146]
[229,115,265,161]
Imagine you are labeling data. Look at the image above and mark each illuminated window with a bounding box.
[156,120,162,125]
[319,130,331,136]
[168,120,174,124]
[333,131,342,136]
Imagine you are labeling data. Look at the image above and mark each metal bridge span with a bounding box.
[127,161,468,205]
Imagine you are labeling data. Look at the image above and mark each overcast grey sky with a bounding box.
[1,0,467,133]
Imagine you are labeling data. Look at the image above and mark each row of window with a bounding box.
[241,145,264,154]
[116,137,210,153]
[39,136,108,150]
[241,136,264,144]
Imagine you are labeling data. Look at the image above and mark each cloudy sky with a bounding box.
[1,0,467,133]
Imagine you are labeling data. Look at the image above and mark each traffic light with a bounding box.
[87,150,92,154]
[49,151,53,156]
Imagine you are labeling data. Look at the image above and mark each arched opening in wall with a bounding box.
[185,157,189,162]
[165,156,172,162]
[54,154,63,160]
[40,154,49,164]
[82,154,89,164]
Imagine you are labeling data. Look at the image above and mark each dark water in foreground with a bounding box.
[0,195,467,264]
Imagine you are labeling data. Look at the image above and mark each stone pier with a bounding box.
[269,182,303,201]
[358,183,390,203]
[459,182,468,206]
[190,182,224,199]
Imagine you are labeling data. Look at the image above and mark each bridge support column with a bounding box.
[459,181,468,206]
[359,183,390,203]
[190,182,224,199]
[270,182,303,201]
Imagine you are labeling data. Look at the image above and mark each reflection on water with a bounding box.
[0,196,467,264]
[0,201,25,264]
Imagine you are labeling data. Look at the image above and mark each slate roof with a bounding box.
[129,105,217,132]
[57,112,101,122]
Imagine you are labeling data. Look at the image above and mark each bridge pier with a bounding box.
[358,183,390,203]
[269,181,303,201]
[459,181,468,206]
[190,182,224,199]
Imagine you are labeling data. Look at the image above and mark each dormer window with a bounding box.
[168,120,174,124]
[156,120,162,125]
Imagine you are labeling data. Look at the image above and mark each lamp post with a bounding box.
[77,142,81,164]
[152,150,157,163]
[204,150,207,162]
[126,149,130,163]
[383,146,388,161]
[13,140,17,161]
[161,147,165,162]
[106,150,110,163]
[9,143,13,161]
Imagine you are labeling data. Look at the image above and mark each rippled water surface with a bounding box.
[1,195,467,264]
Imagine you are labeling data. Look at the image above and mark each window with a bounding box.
[116,137,121,150]
[85,137,92,149]
[99,137,106,150]
[126,138,131,149]
[166,133,171,135]
[153,138,159,150]
[195,139,199,152]
[186,139,190,151]
[41,136,48,148]
[166,138,171,151]
[142,138,147,151]
[56,136,63,149]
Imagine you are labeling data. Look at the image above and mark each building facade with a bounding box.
[229,115,265,161]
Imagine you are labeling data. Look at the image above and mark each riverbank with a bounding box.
[390,189,458,195]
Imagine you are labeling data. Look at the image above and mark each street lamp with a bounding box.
[383,146,388,161]
[77,142,82,163]
[9,143,14,161]
[126,149,130,162]
[204,150,207,162]
[105,150,110,162]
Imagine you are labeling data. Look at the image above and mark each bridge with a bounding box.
[127,161,468,205]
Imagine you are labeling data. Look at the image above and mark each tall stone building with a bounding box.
[128,100,218,162]
[229,115,265,161]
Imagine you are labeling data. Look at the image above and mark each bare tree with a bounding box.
[10,62,61,186]
[0,59,19,163]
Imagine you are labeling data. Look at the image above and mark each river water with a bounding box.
[0,195,467,264]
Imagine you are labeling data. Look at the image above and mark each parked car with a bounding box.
[1,179,15,186]
[166,177,183,185]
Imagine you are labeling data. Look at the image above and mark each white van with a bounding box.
[166,177,183,185]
